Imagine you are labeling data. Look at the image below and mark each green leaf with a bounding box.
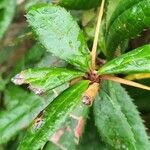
[106,0,150,57]
[26,4,90,71]
[58,0,101,10]
[77,113,108,150]
[0,86,56,144]
[93,82,136,149]
[98,44,150,75]
[106,81,150,149]
[45,101,89,150]
[36,52,66,68]
[0,0,16,39]
[24,43,46,66]
[18,80,89,150]
[105,0,120,28]
[43,142,60,150]
[108,0,141,29]
[12,68,84,94]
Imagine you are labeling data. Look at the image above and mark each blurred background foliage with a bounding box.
[0,0,150,149]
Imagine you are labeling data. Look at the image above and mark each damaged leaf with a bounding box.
[47,102,89,150]
[18,80,89,150]
[12,68,84,94]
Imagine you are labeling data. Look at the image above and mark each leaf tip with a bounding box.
[11,73,24,85]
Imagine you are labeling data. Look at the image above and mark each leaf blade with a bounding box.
[98,44,150,75]
[26,4,90,71]
[106,0,150,57]
[107,81,150,149]
[108,0,142,29]
[94,82,136,149]
[18,80,89,150]
[58,0,101,10]
[12,67,84,94]
[47,101,90,149]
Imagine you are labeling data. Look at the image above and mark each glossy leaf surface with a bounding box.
[26,4,90,71]
[106,0,150,57]
[12,68,84,94]
[18,80,89,150]
[94,82,136,149]
[108,0,142,28]
[58,0,101,10]
[99,44,150,75]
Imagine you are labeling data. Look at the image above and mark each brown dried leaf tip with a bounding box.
[28,85,44,95]
[11,73,24,85]
[11,73,43,95]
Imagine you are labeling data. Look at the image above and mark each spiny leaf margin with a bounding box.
[26,4,91,71]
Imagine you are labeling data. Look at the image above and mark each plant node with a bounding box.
[84,70,101,84]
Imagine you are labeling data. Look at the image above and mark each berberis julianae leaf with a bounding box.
[0,0,16,39]
[18,80,89,150]
[94,81,136,149]
[106,0,150,57]
[105,81,150,149]
[98,44,150,75]
[26,4,90,71]
[58,0,101,10]
[47,101,89,149]
[108,0,142,29]
[12,68,84,94]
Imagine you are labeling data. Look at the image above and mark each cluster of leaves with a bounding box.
[0,0,150,150]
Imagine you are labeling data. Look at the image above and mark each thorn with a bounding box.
[102,75,150,91]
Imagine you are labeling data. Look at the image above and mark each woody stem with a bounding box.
[91,0,105,70]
